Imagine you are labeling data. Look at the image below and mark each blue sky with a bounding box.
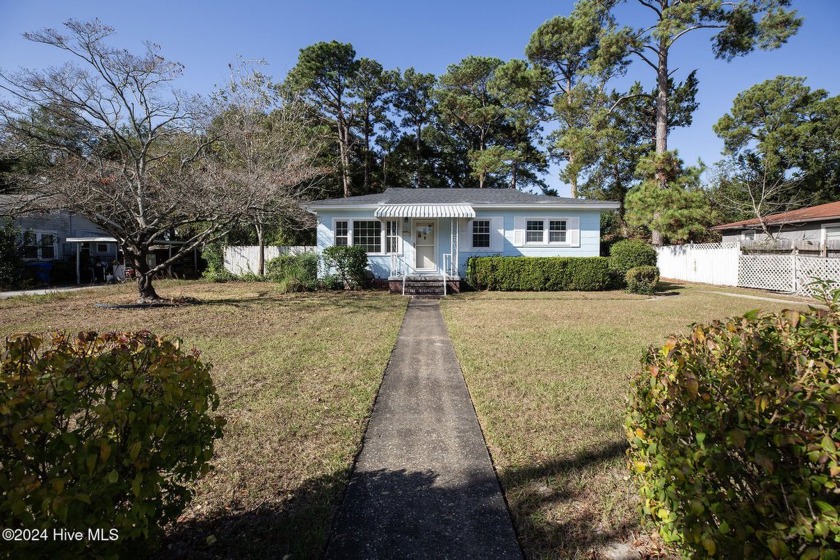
[1,0,838,196]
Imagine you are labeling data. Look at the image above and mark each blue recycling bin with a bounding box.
[30,261,53,284]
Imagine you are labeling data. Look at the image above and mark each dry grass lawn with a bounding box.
[0,281,407,559]
[441,283,813,559]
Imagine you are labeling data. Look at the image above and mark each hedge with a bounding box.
[0,331,224,558]
[466,256,612,291]
[626,302,840,558]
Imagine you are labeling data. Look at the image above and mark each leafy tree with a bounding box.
[0,19,253,302]
[625,151,715,243]
[526,0,629,197]
[392,68,437,187]
[349,58,396,192]
[714,76,840,206]
[436,56,507,188]
[285,41,359,197]
[487,59,550,190]
[612,0,802,244]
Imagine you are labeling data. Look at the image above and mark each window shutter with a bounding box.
[568,216,580,247]
[460,218,472,250]
[490,216,504,252]
[513,216,524,247]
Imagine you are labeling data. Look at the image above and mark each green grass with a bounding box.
[0,281,407,559]
[440,283,813,559]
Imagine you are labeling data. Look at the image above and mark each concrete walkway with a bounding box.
[325,299,522,560]
[0,285,104,299]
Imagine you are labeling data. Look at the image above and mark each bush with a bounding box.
[466,256,612,291]
[322,245,369,289]
[626,265,660,295]
[0,331,224,558]
[266,252,318,293]
[626,299,840,558]
[0,219,24,290]
[610,239,657,285]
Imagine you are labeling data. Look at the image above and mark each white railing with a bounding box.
[442,253,452,296]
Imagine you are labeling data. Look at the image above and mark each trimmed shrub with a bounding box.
[266,252,319,292]
[610,239,657,284]
[466,256,611,291]
[322,245,369,289]
[626,302,840,558]
[626,265,660,295]
[0,331,224,558]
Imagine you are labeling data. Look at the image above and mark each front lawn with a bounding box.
[0,281,407,559]
[441,284,812,559]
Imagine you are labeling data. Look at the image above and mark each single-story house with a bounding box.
[712,201,840,254]
[307,188,619,293]
[0,195,199,284]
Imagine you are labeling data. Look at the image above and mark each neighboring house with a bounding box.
[712,201,840,254]
[0,195,198,284]
[0,195,117,263]
[307,188,619,292]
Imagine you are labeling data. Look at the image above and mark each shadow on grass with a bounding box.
[655,281,686,296]
[498,440,638,557]
[159,468,348,560]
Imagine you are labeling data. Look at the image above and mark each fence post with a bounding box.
[792,254,797,293]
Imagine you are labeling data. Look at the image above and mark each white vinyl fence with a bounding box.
[657,242,740,287]
[657,243,840,296]
[224,245,315,275]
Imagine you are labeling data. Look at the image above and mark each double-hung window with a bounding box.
[526,220,544,243]
[518,217,574,246]
[549,220,567,243]
[472,220,490,248]
[22,231,58,260]
[334,219,400,254]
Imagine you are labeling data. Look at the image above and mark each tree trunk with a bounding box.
[131,252,160,303]
[569,152,578,199]
[511,161,518,190]
[414,124,422,188]
[255,222,265,276]
[363,116,371,192]
[651,34,670,247]
[338,121,352,197]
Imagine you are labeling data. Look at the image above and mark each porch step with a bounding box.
[388,277,461,296]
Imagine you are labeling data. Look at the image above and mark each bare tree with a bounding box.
[711,160,803,241]
[210,59,328,275]
[0,19,265,302]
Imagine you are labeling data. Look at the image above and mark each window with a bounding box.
[22,231,58,260]
[334,219,401,254]
[386,220,400,253]
[526,220,544,243]
[549,220,567,243]
[96,243,110,254]
[41,234,57,259]
[516,217,576,246]
[472,220,490,248]
[335,221,349,246]
[353,221,382,253]
[742,229,756,241]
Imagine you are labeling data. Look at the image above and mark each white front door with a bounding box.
[414,220,436,271]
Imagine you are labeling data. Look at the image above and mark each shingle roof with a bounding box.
[712,201,840,231]
[308,188,617,208]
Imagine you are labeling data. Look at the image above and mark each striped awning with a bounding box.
[374,204,475,218]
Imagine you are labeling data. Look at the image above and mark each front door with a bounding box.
[414,220,436,271]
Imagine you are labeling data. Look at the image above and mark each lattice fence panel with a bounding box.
[796,257,840,296]
[738,254,795,292]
